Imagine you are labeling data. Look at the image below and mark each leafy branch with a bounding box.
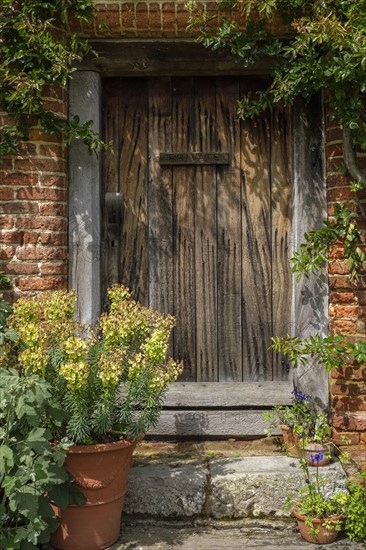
[0,0,108,160]
[291,201,365,282]
[187,0,366,187]
[271,334,366,371]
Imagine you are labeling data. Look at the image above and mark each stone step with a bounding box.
[124,454,348,520]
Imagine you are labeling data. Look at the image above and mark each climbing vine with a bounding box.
[187,0,366,187]
[0,0,106,161]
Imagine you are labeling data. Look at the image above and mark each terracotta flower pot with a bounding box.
[303,442,331,467]
[51,438,140,550]
[293,506,343,544]
[280,424,300,457]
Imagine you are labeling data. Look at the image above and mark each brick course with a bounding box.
[0,89,68,294]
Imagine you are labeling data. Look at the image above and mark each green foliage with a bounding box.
[5,285,182,444]
[286,454,348,538]
[263,389,332,446]
[344,473,366,542]
[0,0,108,160]
[270,333,366,377]
[0,276,17,365]
[188,0,366,149]
[0,367,85,549]
[270,334,348,371]
[291,202,364,282]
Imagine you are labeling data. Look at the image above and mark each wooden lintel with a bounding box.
[84,41,273,77]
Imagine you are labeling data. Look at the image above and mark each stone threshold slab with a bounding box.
[124,456,347,520]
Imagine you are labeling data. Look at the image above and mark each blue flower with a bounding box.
[310,452,324,463]
[292,389,311,403]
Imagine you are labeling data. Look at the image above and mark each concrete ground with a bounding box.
[113,520,365,550]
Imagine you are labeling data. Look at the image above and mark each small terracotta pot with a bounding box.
[51,438,140,550]
[303,442,331,467]
[293,506,343,544]
[280,424,300,457]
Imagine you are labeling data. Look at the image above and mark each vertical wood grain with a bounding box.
[103,79,149,304]
[102,80,120,301]
[271,105,292,380]
[216,77,243,381]
[171,77,196,380]
[148,78,174,316]
[194,78,218,381]
[240,81,272,381]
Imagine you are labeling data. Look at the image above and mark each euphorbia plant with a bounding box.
[5,284,182,444]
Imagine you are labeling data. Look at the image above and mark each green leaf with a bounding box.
[0,445,14,469]
[48,483,86,510]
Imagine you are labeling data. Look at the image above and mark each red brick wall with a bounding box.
[0,87,68,296]
[325,109,366,470]
[69,1,289,38]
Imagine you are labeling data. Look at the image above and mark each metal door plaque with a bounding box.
[160,152,229,165]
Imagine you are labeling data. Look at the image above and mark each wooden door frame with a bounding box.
[68,41,329,434]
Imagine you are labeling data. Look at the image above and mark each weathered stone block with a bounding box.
[210,457,347,519]
[124,462,208,517]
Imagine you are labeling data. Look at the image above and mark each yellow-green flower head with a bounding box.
[142,328,169,366]
[40,290,77,322]
[58,337,89,391]
[17,321,43,347]
[19,348,47,376]
[10,298,41,328]
[63,336,88,361]
[59,360,88,392]
[97,348,126,389]
[107,284,131,312]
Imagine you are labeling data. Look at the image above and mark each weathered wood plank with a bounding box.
[292,95,328,406]
[102,80,125,295]
[271,106,292,380]
[148,77,174,316]
[163,381,293,407]
[241,81,272,381]
[194,78,218,381]
[69,72,101,325]
[216,77,242,381]
[148,410,282,437]
[118,79,149,304]
[102,78,149,304]
[88,42,274,77]
[172,78,196,380]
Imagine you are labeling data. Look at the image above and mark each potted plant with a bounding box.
[301,411,333,466]
[263,389,316,457]
[263,390,341,465]
[4,284,182,550]
[287,453,349,544]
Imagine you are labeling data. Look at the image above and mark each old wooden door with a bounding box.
[102,76,293,436]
